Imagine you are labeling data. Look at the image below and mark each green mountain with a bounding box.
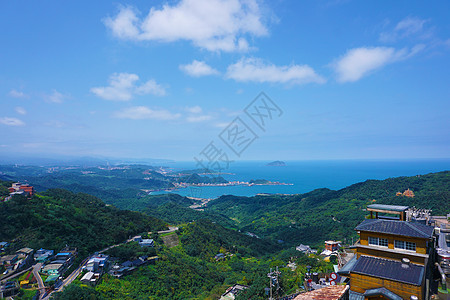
[0,187,167,256]
[204,171,450,247]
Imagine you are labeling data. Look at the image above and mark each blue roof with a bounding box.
[352,256,424,286]
[355,219,434,239]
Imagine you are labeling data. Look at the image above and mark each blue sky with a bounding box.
[0,0,449,161]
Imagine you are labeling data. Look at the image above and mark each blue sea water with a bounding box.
[152,159,450,199]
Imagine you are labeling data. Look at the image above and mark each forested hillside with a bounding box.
[0,187,167,256]
[205,171,450,247]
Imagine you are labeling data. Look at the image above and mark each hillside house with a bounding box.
[139,239,154,247]
[0,255,18,270]
[34,248,54,263]
[296,244,317,254]
[41,263,64,275]
[321,241,341,256]
[339,205,436,300]
[85,254,109,273]
[8,182,34,198]
[220,284,249,300]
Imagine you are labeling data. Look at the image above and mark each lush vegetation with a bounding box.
[89,220,333,300]
[0,187,167,256]
[1,167,449,299]
[105,241,157,262]
[205,171,450,247]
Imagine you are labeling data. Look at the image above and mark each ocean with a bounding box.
[151,159,450,199]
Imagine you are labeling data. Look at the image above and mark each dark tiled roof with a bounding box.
[352,256,424,286]
[363,287,402,300]
[337,255,357,276]
[355,219,434,239]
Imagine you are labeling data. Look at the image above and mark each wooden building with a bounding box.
[339,205,435,300]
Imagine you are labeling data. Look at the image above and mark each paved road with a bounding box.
[32,263,46,295]
[42,257,89,300]
[40,228,178,297]
[0,266,32,283]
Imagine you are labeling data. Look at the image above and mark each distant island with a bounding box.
[266,161,286,166]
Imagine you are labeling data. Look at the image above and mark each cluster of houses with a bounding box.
[81,236,157,284]
[81,254,110,285]
[0,246,76,298]
[0,247,34,275]
[40,247,77,284]
[3,182,34,201]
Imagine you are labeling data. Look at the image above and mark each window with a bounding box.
[406,241,416,251]
[394,240,416,252]
[368,236,388,247]
[394,240,405,249]
[379,238,388,247]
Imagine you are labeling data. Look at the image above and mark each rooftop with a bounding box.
[363,287,402,300]
[17,247,33,254]
[293,285,349,300]
[367,204,409,212]
[352,255,424,286]
[355,219,434,239]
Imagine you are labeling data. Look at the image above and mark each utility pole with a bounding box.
[268,267,281,300]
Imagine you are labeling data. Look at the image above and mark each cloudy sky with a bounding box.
[0,0,449,161]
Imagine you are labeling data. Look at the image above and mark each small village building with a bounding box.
[45,274,60,284]
[81,271,97,285]
[139,239,154,247]
[220,284,249,300]
[0,254,18,269]
[296,244,311,253]
[34,248,54,263]
[8,182,34,198]
[16,247,34,257]
[85,255,109,273]
[325,241,341,252]
[41,263,64,275]
[321,241,341,256]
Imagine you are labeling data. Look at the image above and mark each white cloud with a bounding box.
[8,89,28,98]
[226,58,325,85]
[44,89,66,103]
[135,79,166,96]
[0,117,25,126]
[333,45,424,83]
[104,0,268,52]
[179,60,220,77]
[15,107,27,115]
[114,106,180,120]
[186,106,203,114]
[380,17,429,42]
[91,73,166,101]
[186,115,212,122]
